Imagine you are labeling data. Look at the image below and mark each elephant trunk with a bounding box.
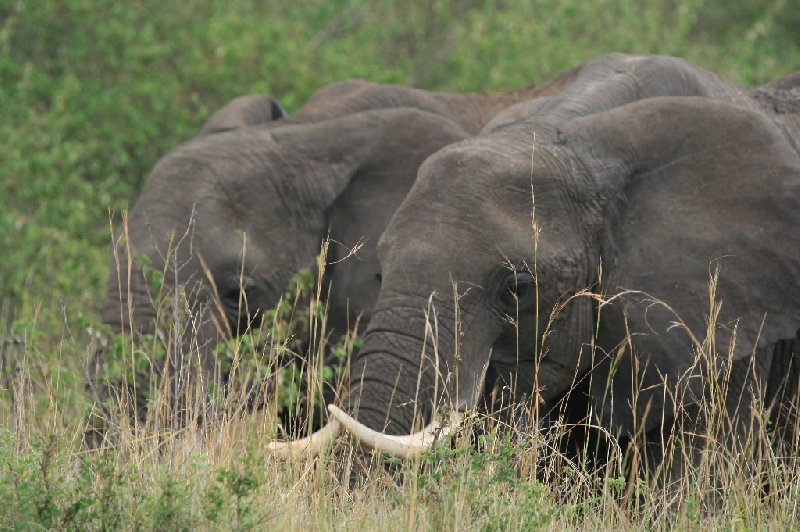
[100,260,158,337]
[268,290,495,458]
[92,256,228,433]
[345,302,457,435]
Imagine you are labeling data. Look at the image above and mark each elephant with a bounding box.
[277,54,800,464]
[88,69,580,442]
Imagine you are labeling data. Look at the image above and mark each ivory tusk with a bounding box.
[267,419,341,458]
[327,404,464,459]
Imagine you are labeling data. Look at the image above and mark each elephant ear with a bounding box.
[558,96,800,437]
[269,107,470,211]
[199,94,287,135]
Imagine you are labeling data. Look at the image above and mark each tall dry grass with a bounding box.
[2,216,799,529]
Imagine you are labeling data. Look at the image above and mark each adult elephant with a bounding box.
[88,69,579,442]
[278,54,800,460]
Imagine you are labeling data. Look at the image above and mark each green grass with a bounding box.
[2,0,800,528]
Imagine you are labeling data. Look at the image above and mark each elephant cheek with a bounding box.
[452,345,494,412]
[182,302,230,380]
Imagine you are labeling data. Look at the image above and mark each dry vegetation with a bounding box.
[5,224,800,529]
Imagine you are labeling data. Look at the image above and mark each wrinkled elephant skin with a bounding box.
[342,54,800,455]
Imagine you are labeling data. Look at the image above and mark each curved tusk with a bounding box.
[266,419,341,459]
[327,404,464,459]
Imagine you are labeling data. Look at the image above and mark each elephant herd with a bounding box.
[91,54,800,469]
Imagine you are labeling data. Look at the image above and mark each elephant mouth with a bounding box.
[267,405,465,459]
[267,351,490,459]
[267,349,492,459]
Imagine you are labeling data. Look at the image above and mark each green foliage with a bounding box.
[141,474,194,530]
[0,432,97,529]
[214,447,269,530]
[213,267,338,412]
[386,427,572,529]
[0,429,270,529]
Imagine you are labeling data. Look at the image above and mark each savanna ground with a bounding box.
[2,0,800,528]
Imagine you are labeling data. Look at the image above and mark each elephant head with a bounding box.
[95,102,471,429]
[289,94,800,458]
[198,94,287,135]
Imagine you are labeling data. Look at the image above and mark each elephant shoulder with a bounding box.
[304,79,376,105]
[295,79,389,120]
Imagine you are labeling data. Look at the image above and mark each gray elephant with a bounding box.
[279,54,800,463]
[88,70,579,441]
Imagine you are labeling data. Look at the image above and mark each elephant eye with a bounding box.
[220,277,251,305]
[500,271,535,310]
[223,285,242,301]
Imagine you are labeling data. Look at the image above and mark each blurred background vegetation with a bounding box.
[0,0,798,368]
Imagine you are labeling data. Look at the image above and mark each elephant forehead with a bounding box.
[401,140,577,227]
[419,135,529,176]
[379,142,591,287]
[379,203,579,284]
